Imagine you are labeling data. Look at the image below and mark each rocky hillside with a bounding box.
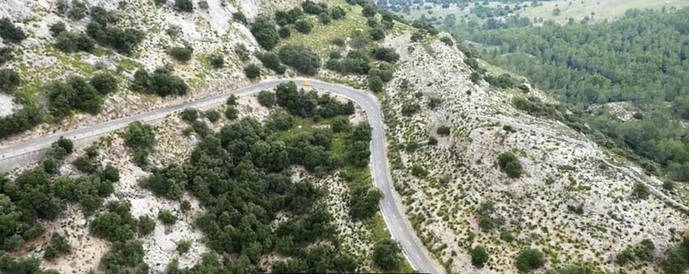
[0,0,286,144]
[380,32,689,272]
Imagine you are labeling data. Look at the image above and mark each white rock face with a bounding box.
[0,93,16,117]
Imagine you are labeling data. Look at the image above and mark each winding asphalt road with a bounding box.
[0,78,442,274]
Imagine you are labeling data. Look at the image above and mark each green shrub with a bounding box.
[295,19,313,34]
[278,27,291,38]
[224,106,238,120]
[208,54,224,68]
[137,215,155,236]
[369,27,385,41]
[515,248,544,272]
[331,7,346,19]
[471,246,489,268]
[0,101,43,139]
[174,0,193,12]
[124,121,156,151]
[244,64,261,79]
[331,37,345,46]
[349,185,383,220]
[168,46,193,62]
[49,22,66,37]
[368,75,383,93]
[485,73,516,89]
[43,233,71,261]
[632,182,650,199]
[372,239,401,270]
[251,16,279,50]
[0,47,12,65]
[361,4,377,17]
[232,11,247,24]
[257,90,276,107]
[411,31,424,42]
[90,72,118,94]
[158,209,177,224]
[302,1,325,14]
[278,45,321,75]
[497,152,523,178]
[47,76,103,118]
[0,18,26,43]
[86,19,144,55]
[55,31,95,53]
[180,108,198,123]
[177,240,192,254]
[370,46,400,63]
[131,67,188,97]
[0,69,20,93]
[204,110,220,123]
[99,240,147,273]
[401,103,420,116]
[436,126,451,136]
[411,164,428,178]
[257,52,286,74]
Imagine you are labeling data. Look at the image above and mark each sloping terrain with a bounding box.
[0,0,261,145]
[381,33,689,272]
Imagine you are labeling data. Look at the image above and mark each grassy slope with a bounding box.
[275,0,367,54]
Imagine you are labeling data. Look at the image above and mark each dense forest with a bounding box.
[452,8,689,180]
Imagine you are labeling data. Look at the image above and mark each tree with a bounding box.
[372,239,401,270]
[244,64,261,79]
[471,245,489,268]
[251,16,279,50]
[515,248,544,272]
[257,90,275,107]
[278,45,321,75]
[497,152,523,178]
[0,18,26,43]
[131,67,188,97]
[350,185,383,220]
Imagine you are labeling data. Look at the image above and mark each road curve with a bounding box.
[0,78,443,274]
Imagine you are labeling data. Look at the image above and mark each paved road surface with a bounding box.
[0,78,443,274]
